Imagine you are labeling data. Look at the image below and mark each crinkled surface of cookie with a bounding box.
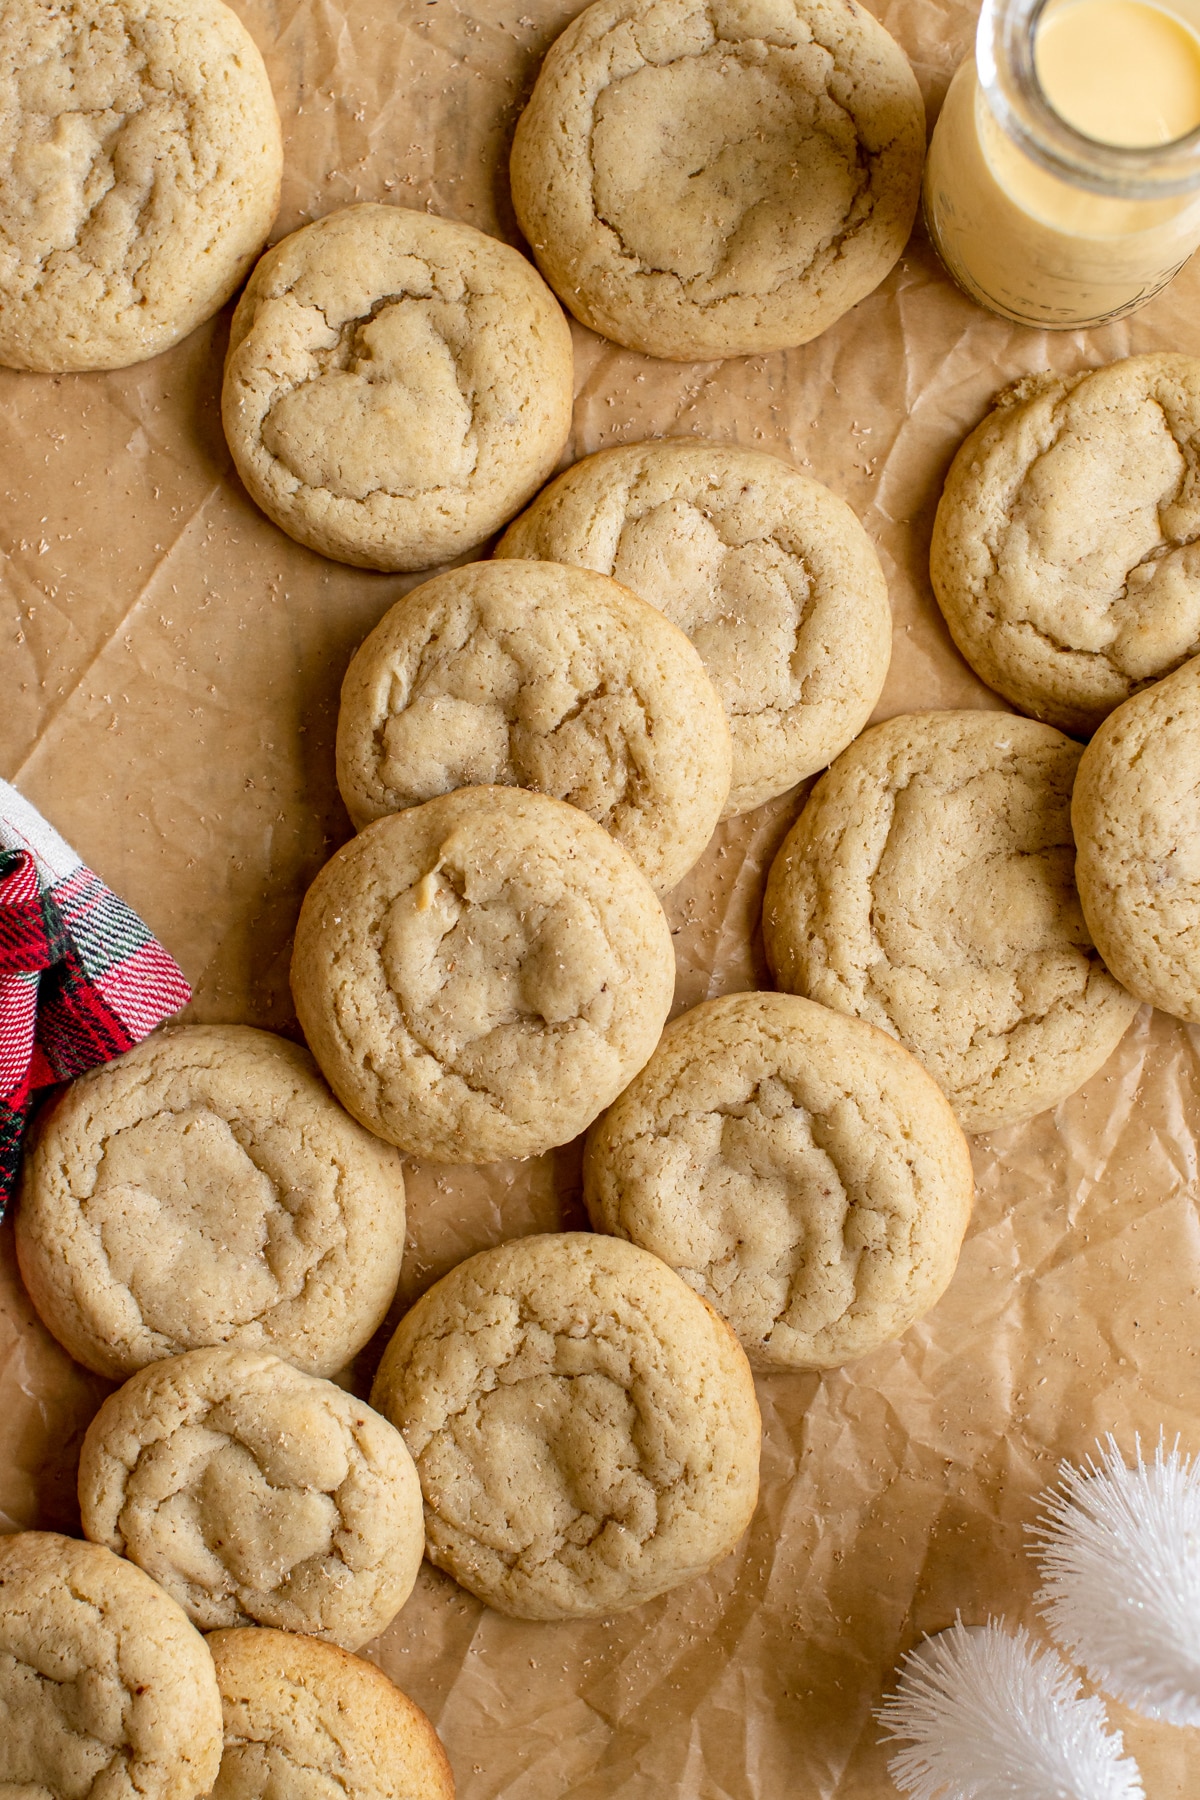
[208,1628,455,1800]
[336,558,731,890]
[509,0,925,360]
[222,203,574,571]
[15,1025,406,1380]
[0,1530,222,1800]
[79,1347,424,1650]
[370,1232,761,1620]
[290,788,676,1163]
[0,0,281,372]
[584,992,973,1369]
[763,711,1139,1133]
[1072,653,1200,1023]
[498,441,891,812]
[931,354,1200,736]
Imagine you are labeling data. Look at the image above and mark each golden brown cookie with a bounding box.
[15,1025,406,1380]
[291,788,676,1163]
[497,440,892,812]
[79,1347,425,1650]
[1072,653,1200,1023]
[510,0,925,360]
[931,355,1200,736]
[335,558,731,891]
[762,711,1139,1133]
[0,0,281,372]
[0,1531,223,1800]
[370,1232,761,1620]
[208,1629,455,1800]
[222,203,574,571]
[584,991,973,1369]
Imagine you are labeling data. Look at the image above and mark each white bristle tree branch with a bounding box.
[876,1619,1144,1800]
[1032,1435,1200,1728]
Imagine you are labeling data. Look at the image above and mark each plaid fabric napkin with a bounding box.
[0,778,191,1210]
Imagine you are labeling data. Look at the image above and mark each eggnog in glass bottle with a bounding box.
[923,0,1200,326]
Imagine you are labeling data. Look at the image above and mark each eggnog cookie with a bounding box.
[498,441,892,812]
[763,711,1139,1133]
[0,0,281,372]
[336,558,731,890]
[509,0,925,361]
[79,1347,424,1650]
[0,1531,222,1800]
[208,1629,455,1800]
[370,1232,760,1620]
[1072,654,1200,1023]
[222,204,574,571]
[584,992,973,1369]
[16,1025,406,1380]
[291,788,676,1163]
[931,355,1200,737]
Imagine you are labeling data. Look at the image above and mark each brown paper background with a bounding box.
[2,1,1199,1793]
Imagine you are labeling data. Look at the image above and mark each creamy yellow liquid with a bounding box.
[1036,0,1200,148]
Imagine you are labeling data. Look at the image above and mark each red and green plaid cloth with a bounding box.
[0,779,190,1208]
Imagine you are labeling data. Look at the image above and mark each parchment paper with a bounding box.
[1,2,1199,1794]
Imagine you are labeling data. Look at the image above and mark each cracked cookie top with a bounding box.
[207,1629,455,1800]
[931,354,1200,737]
[222,203,574,571]
[0,0,281,372]
[370,1232,761,1620]
[763,711,1140,1133]
[335,558,731,892]
[0,1531,222,1800]
[290,787,676,1164]
[79,1347,425,1651]
[509,0,925,360]
[1072,653,1200,1024]
[498,440,892,812]
[15,1025,407,1380]
[584,991,973,1370]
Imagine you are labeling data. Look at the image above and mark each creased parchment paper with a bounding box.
[1,2,1199,1794]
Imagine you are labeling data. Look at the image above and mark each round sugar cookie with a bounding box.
[931,354,1200,737]
[290,788,676,1163]
[0,1531,223,1800]
[584,991,973,1369]
[497,441,892,813]
[762,711,1139,1133]
[222,203,574,571]
[370,1232,761,1620]
[16,1025,406,1380]
[208,1628,455,1800]
[509,0,925,360]
[0,0,282,372]
[79,1346,425,1650]
[336,558,731,891]
[1072,654,1200,1023]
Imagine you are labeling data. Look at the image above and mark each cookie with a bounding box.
[497,440,892,813]
[78,1346,425,1650]
[509,0,925,361]
[931,354,1200,737]
[762,711,1140,1133]
[222,203,574,571]
[290,787,676,1163]
[0,1530,223,1800]
[208,1628,454,1800]
[1072,654,1200,1024]
[584,991,973,1369]
[370,1232,761,1620]
[15,1025,406,1380]
[0,0,281,372]
[335,558,731,891]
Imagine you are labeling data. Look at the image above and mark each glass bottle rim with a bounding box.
[976,0,1200,199]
